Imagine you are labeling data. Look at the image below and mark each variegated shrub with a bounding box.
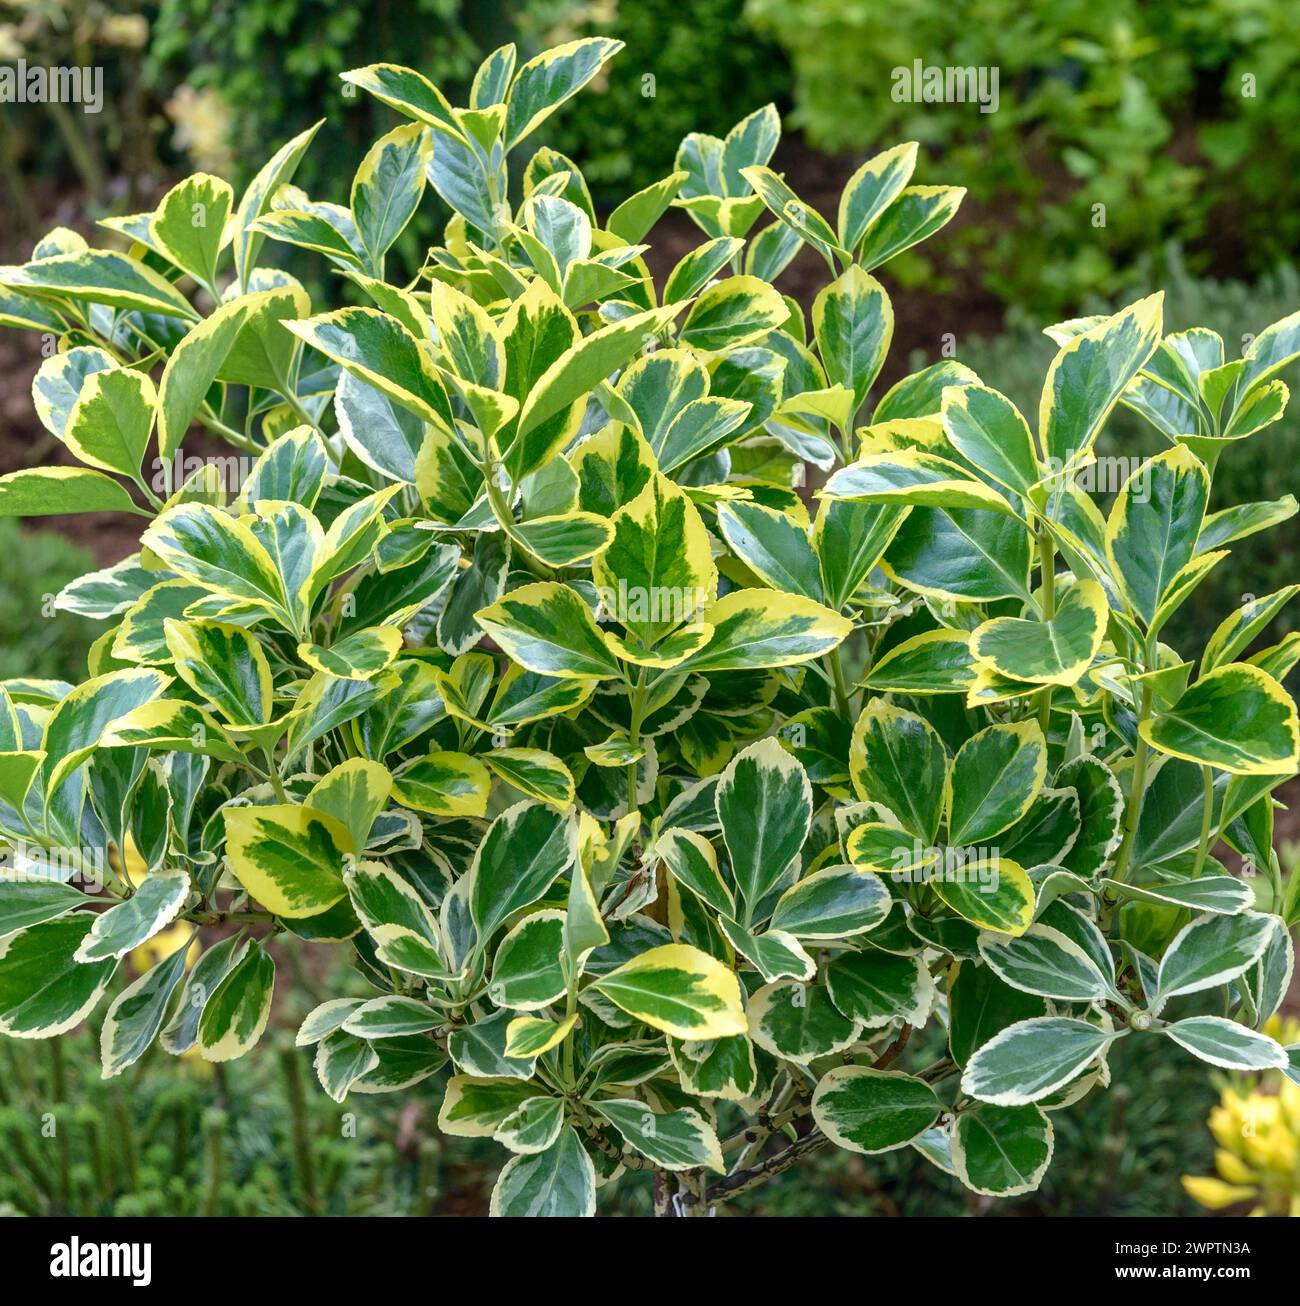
[1,38,1298,1217]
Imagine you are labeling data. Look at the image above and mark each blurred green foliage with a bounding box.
[145,0,493,205]
[520,0,789,198]
[0,520,98,684]
[919,249,1300,658]
[747,0,1300,312]
[597,1027,1214,1216]
[0,1031,443,1215]
[0,987,1213,1217]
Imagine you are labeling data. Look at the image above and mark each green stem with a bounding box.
[262,747,288,802]
[1191,764,1215,877]
[626,668,647,817]
[829,644,851,716]
[1110,685,1153,885]
[1035,521,1056,738]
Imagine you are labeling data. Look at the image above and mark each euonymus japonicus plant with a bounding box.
[0,38,1298,1218]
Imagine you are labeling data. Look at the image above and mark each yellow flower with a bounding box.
[1185,1076,1300,1217]
[165,84,235,177]
[98,13,147,48]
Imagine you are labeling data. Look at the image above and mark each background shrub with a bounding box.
[747,0,1300,313]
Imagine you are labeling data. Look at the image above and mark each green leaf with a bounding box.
[749,979,860,1061]
[592,943,747,1039]
[350,123,432,272]
[608,171,687,244]
[593,1100,723,1172]
[1153,911,1277,1009]
[157,295,263,460]
[489,1125,595,1217]
[482,747,574,807]
[1105,446,1209,627]
[223,803,354,918]
[150,173,233,290]
[951,1104,1053,1196]
[838,141,917,254]
[489,911,567,1010]
[286,307,451,428]
[812,265,893,413]
[812,1067,941,1154]
[495,1095,565,1155]
[0,466,140,518]
[196,943,275,1061]
[0,249,196,319]
[345,859,447,978]
[716,737,811,920]
[948,961,1046,1067]
[221,282,311,392]
[100,932,194,1077]
[142,503,288,623]
[657,827,735,917]
[961,1016,1123,1105]
[861,629,975,695]
[1097,875,1251,916]
[232,121,322,286]
[1163,1016,1288,1070]
[592,472,717,648]
[164,618,272,726]
[823,450,1017,517]
[678,589,852,674]
[768,865,891,940]
[307,758,392,851]
[0,880,88,938]
[160,933,249,1055]
[1040,293,1162,467]
[504,1013,575,1058]
[476,581,621,679]
[467,801,576,943]
[946,721,1046,845]
[813,498,909,610]
[39,667,171,800]
[850,700,947,843]
[972,580,1107,686]
[64,368,156,478]
[439,1075,548,1137]
[342,995,439,1039]
[941,382,1039,497]
[299,626,404,682]
[931,856,1036,938]
[717,500,822,600]
[977,923,1116,1003]
[884,506,1031,603]
[74,871,189,964]
[855,186,964,271]
[340,64,463,139]
[512,304,677,468]
[1139,664,1300,775]
[716,919,813,982]
[391,752,491,818]
[680,275,787,353]
[314,1030,379,1101]
[825,949,933,1028]
[0,916,117,1038]
[504,37,624,149]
